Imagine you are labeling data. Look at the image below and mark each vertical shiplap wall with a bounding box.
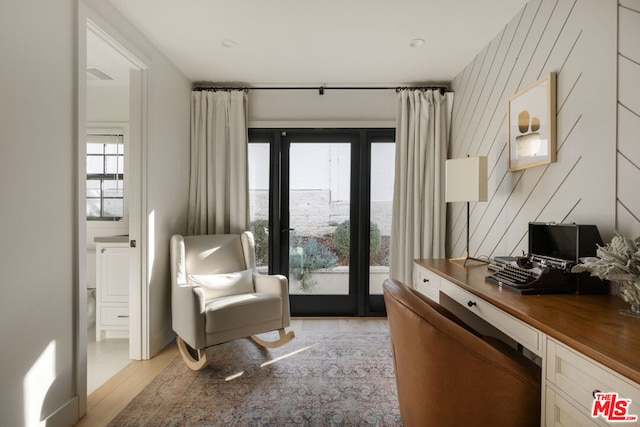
[617,0,640,239]
[448,0,618,258]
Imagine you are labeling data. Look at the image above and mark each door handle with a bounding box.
[281,228,295,234]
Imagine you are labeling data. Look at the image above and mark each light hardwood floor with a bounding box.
[74,318,388,427]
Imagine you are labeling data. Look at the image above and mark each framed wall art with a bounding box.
[507,72,556,172]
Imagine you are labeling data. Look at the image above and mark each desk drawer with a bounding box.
[545,386,601,427]
[100,306,129,326]
[546,338,640,424]
[440,279,542,355]
[414,264,440,302]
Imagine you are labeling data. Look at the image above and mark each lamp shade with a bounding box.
[445,156,488,203]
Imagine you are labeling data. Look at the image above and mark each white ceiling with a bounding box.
[108,0,527,86]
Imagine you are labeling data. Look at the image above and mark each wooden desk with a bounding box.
[414,259,640,426]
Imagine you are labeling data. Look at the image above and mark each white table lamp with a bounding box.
[446,156,488,266]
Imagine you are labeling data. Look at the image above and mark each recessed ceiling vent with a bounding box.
[87,67,114,81]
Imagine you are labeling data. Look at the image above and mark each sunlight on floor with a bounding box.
[260,343,318,368]
[87,324,130,394]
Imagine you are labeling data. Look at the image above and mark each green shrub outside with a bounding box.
[250,219,269,265]
[289,235,338,293]
[333,220,381,261]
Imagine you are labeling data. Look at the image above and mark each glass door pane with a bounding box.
[288,142,350,295]
[248,142,270,270]
[369,142,395,297]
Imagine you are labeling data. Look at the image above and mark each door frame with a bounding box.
[249,128,394,317]
[282,130,361,316]
[76,3,150,416]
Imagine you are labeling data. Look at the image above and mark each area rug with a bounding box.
[108,331,402,426]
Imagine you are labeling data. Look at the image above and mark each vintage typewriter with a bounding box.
[486,254,576,294]
[485,222,605,295]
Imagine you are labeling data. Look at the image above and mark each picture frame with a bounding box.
[507,72,556,172]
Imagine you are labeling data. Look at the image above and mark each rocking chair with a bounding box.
[170,232,295,370]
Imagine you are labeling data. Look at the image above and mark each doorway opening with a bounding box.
[82,17,147,396]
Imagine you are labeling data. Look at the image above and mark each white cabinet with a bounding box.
[545,387,601,427]
[95,242,130,341]
[545,338,640,426]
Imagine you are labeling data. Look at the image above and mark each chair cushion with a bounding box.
[188,269,254,300]
[183,234,248,275]
[204,293,282,333]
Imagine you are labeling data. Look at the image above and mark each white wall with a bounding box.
[248,88,396,126]
[617,0,640,239]
[448,0,618,258]
[0,1,79,426]
[0,1,190,424]
[87,85,129,122]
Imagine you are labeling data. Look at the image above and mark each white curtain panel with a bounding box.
[390,90,453,285]
[187,90,249,235]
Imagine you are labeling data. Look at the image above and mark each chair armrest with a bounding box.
[254,274,291,326]
[171,234,207,349]
[171,280,208,350]
[254,273,288,296]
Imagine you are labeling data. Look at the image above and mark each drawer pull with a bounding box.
[117,315,130,318]
[467,301,477,307]
[423,278,429,283]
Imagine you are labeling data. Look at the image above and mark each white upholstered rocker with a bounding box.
[170,232,295,370]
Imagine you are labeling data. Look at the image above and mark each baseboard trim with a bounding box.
[44,396,79,427]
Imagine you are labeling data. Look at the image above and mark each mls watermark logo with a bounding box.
[592,392,638,422]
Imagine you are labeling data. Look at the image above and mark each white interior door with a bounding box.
[127,68,145,360]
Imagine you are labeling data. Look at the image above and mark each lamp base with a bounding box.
[448,201,489,268]
[448,252,489,268]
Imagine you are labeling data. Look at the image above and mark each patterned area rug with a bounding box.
[108,331,401,426]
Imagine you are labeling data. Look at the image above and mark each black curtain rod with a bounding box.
[192,85,449,94]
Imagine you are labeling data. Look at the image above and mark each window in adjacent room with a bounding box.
[86,131,125,220]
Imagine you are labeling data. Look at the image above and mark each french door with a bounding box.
[248,129,395,317]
